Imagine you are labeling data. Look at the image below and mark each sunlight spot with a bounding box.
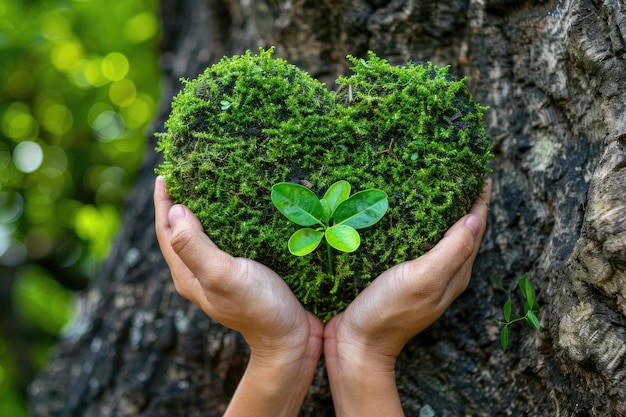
[92,111,124,142]
[101,52,129,81]
[50,39,83,72]
[108,79,137,107]
[2,102,38,141]
[124,12,159,43]
[13,141,44,173]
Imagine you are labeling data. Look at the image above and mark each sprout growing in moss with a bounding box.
[156,47,493,321]
[271,180,388,287]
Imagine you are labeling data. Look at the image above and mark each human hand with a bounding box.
[155,175,491,417]
[323,179,492,417]
[154,176,323,417]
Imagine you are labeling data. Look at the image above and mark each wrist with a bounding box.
[245,312,323,376]
[224,351,320,417]
[326,341,404,417]
[225,317,323,417]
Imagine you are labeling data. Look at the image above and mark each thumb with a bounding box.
[168,204,235,284]
[419,214,481,278]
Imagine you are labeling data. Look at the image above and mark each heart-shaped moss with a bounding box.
[156,48,492,321]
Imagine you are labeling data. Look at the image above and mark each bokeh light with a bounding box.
[101,52,129,81]
[0,0,161,414]
[1,102,38,141]
[40,12,72,40]
[12,141,43,173]
[50,39,83,72]
[124,12,159,44]
[108,78,137,107]
[92,110,125,141]
[40,103,74,136]
[121,93,155,128]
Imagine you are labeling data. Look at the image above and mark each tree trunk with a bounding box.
[30,0,626,416]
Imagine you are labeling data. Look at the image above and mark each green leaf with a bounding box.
[526,310,541,329]
[524,300,540,315]
[503,297,512,322]
[532,301,540,314]
[500,325,509,352]
[271,183,324,227]
[321,180,351,218]
[287,228,324,256]
[320,199,332,223]
[332,189,388,229]
[325,225,361,252]
[518,275,536,308]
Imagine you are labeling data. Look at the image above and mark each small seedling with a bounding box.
[271,180,388,278]
[496,274,541,352]
[410,139,423,161]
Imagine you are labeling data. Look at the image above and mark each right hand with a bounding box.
[154,176,323,417]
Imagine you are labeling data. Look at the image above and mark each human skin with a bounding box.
[154,176,492,417]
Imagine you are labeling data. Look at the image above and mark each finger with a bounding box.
[411,215,479,283]
[442,177,492,240]
[154,176,182,267]
[154,176,232,297]
[438,176,492,265]
[154,176,173,239]
[467,177,492,239]
[167,203,237,294]
[465,177,492,259]
[400,178,493,298]
[154,177,203,300]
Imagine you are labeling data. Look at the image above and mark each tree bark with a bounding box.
[30,0,626,416]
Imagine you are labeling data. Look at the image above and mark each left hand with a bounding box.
[323,178,492,417]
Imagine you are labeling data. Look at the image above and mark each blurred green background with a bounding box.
[0,0,161,415]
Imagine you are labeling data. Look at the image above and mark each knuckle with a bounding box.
[167,222,238,296]
[450,230,475,261]
[439,223,477,261]
[207,258,237,294]
[400,261,441,296]
[170,226,196,257]
[169,272,195,302]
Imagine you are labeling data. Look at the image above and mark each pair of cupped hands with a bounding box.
[154,176,492,417]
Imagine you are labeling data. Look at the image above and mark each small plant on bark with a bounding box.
[496,275,541,352]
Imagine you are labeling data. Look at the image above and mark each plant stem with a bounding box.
[326,240,334,280]
[497,312,532,327]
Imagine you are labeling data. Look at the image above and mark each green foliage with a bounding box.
[272,181,388,282]
[12,266,77,336]
[156,48,492,320]
[1,0,160,273]
[497,275,541,352]
[0,0,161,414]
[272,181,388,254]
[271,183,327,229]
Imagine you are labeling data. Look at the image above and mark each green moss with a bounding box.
[156,48,493,321]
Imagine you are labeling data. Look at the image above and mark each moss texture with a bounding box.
[156,48,493,321]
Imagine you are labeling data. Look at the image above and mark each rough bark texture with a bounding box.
[30,0,626,416]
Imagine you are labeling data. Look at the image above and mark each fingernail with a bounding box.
[169,204,186,225]
[465,214,482,237]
